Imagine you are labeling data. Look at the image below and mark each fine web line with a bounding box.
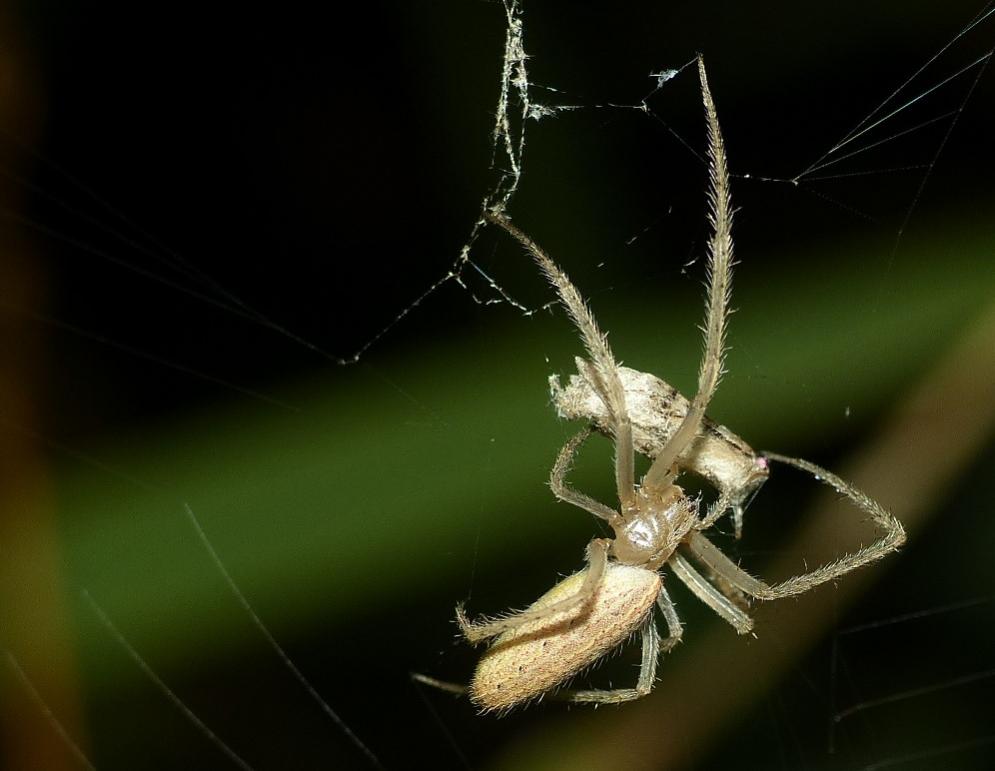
[796,49,993,182]
[338,0,538,362]
[0,302,298,411]
[354,0,993,358]
[796,1,995,179]
[80,590,255,771]
[861,735,995,771]
[0,0,541,387]
[0,127,268,316]
[828,596,995,767]
[0,422,383,769]
[180,503,384,770]
[833,666,995,723]
[4,651,97,771]
[3,0,987,407]
[0,129,346,369]
[10,0,987,381]
[890,48,992,250]
[411,679,472,769]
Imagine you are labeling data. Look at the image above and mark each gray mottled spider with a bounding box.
[421,58,905,714]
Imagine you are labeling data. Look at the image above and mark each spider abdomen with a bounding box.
[469,562,661,712]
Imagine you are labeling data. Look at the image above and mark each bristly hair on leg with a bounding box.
[482,210,636,509]
[643,55,735,489]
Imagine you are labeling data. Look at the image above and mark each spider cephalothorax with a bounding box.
[611,484,697,569]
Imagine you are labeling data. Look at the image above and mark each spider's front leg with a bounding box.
[682,454,905,601]
[484,211,638,511]
[642,57,734,495]
[456,538,611,644]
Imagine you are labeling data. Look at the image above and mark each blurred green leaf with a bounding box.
[54,212,994,688]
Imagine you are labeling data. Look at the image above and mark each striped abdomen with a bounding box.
[470,562,661,712]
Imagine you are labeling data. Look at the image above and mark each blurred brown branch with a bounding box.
[0,7,88,770]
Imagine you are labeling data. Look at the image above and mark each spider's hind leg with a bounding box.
[410,673,467,697]
[564,585,682,705]
[564,611,660,705]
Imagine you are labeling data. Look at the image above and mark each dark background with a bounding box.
[1,1,993,769]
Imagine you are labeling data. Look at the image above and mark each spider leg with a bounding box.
[683,531,769,597]
[699,487,753,541]
[697,488,736,531]
[564,585,683,704]
[679,533,752,608]
[456,538,610,644]
[668,552,753,634]
[564,614,660,705]
[656,584,684,653]
[644,57,733,492]
[410,673,466,697]
[550,427,621,523]
[484,211,636,511]
[684,455,905,600]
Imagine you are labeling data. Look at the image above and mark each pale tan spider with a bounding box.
[423,58,905,713]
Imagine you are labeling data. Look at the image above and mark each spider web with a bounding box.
[2,1,994,770]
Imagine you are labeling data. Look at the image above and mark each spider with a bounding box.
[426,58,905,713]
